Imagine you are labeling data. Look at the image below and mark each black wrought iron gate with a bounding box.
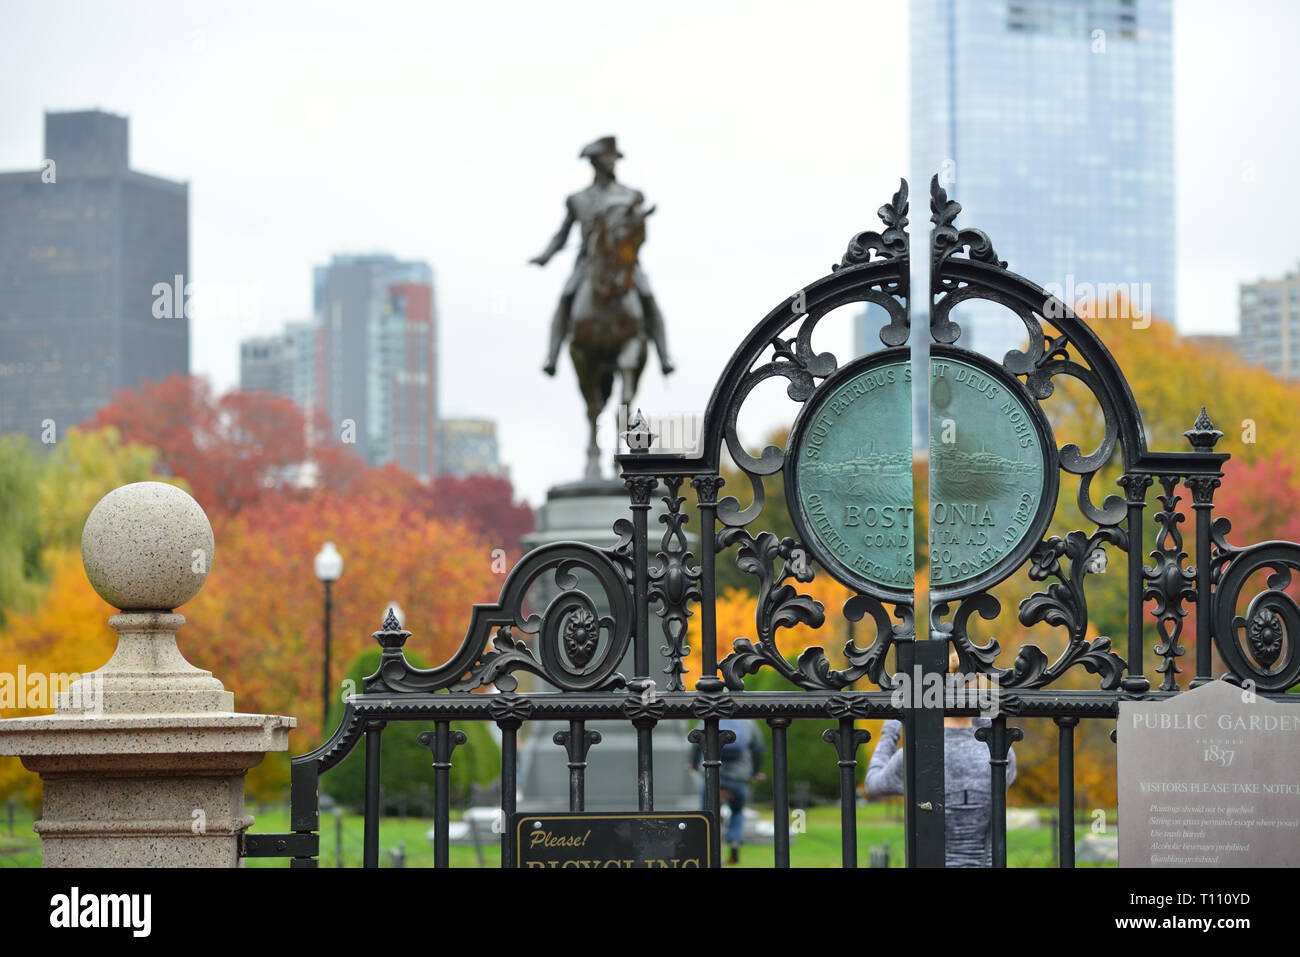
[243,176,1300,868]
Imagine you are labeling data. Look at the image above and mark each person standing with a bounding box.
[689,718,766,865]
[864,709,1018,867]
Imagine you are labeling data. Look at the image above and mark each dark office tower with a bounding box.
[0,110,189,439]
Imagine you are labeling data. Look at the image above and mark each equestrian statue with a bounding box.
[530,135,674,479]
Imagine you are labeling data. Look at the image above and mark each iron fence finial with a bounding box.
[1184,407,1223,451]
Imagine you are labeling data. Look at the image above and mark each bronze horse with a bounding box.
[568,200,656,479]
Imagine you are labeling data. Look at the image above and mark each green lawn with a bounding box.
[0,800,1116,868]
[0,802,39,869]
[242,800,1117,868]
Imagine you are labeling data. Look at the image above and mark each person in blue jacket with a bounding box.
[689,718,766,864]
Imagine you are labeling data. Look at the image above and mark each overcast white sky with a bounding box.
[2,0,1298,504]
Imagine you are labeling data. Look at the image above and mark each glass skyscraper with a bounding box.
[910,0,1174,358]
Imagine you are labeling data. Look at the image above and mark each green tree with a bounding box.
[0,435,46,623]
[0,428,175,625]
[39,427,177,549]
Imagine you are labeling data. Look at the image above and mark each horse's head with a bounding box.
[589,202,653,298]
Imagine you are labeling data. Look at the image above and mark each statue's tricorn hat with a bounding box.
[579,136,623,160]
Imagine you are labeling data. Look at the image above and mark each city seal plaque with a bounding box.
[786,346,1056,602]
[786,349,915,603]
[927,349,1057,599]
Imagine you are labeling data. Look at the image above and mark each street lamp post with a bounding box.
[314,542,343,733]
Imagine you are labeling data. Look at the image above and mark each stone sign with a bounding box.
[512,812,714,868]
[787,348,1054,601]
[1118,679,1300,867]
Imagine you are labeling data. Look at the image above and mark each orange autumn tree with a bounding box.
[0,470,510,803]
[89,374,367,516]
[185,478,509,797]
[0,428,183,806]
[0,549,121,807]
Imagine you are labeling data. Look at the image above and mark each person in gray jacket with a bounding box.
[865,710,1017,867]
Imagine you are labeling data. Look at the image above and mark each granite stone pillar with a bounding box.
[0,481,295,867]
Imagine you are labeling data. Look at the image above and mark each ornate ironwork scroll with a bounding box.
[1210,520,1300,693]
[930,175,1005,272]
[648,476,700,691]
[713,529,903,691]
[1144,475,1195,690]
[362,539,635,696]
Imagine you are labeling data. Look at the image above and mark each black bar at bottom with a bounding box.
[499,721,519,869]
[363,724,382,868]
[768,718,791,868]
[1056,716,1078,869]
[900,639,946,867]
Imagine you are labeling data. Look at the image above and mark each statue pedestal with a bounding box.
[518,480,698,812]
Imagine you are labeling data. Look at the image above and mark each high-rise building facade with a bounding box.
[382,282,437,478]
[1237,268,1300,380]
[238,320,318,407]
[312,254,437,477]
[239,333,295,397]
[437,418,507,479]
[285,320,320,412]
[910,0,1174,357]
[0,110,188,438]
[851,304,891,358]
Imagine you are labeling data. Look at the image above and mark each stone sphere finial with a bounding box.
[81,482,215,611]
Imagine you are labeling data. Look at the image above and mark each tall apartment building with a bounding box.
[1237,268,1300,380]
[285,320,320,412]
[910,0,1175,357]
[300,254,438,476]
[238,257,437,477]
[381,281,436,478]
[0,110,188,438]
